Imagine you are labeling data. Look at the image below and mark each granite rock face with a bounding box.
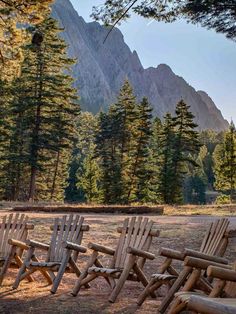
[52,0,228,131]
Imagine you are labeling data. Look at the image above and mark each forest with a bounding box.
[0,6,236,205]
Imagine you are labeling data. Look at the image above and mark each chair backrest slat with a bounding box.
[0,215,7,254]
[47,215,86,262]
[208,219,229,255]
[202,220,219,253]
[112,218,129,268]
[121,217,137,266]
[129,217,143,250]
[2,213,13,254]
[113,217,155,269]
[48,217,59,262]
[71,216,84,261]
[138,219,153,250]
[55,215,67,261]
[8,213,20,241]
[201,218,229,257]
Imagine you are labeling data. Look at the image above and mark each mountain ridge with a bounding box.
[52,0,228,131]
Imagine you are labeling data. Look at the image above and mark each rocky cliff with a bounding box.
[52,0,228,131]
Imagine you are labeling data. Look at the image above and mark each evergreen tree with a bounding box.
[213,121,236,202]
[158,113,175,204]
[96,80,139,204]
[170,100,200,203]
[0,80,13,198]
[199,130,223,188]
[96,110,122,204]
[5,17,79,201]
[184,151,207,205]
[65,147,85,203]
[144,117,163,203]
[112,80,139,203]
[128,97,152,202]
[76,112,100,203]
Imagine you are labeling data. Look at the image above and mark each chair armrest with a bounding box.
[126,247,155,260]
[88,242,115,255]
[187,295,236,314]
[63,241,87,253]
[184,249,229,265]
[8,239,29,250]
[207,266,236,282]
[184,256,232,270]
[26,239,50,251]
[159,247,185,261]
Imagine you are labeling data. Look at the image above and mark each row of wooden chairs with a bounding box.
[0,213,236,313]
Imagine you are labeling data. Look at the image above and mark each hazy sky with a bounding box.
[71,0,236,123]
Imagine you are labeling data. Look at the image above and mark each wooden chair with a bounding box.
[0,213,34,285]
[138,218,235,312]
[173,262,236,314]
[13,214,89,294]
[72,216,159,303]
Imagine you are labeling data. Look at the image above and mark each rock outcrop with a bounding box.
[52,0,228,131]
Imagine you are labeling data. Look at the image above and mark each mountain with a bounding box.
[52,0,228,131]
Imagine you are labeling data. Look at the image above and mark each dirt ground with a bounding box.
[0,212,236,314]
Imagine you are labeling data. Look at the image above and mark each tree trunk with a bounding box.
[50,151,60,200]
[28,49,44,201]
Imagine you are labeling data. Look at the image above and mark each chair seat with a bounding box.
[26,261,61,268]
[88,267,123,275]
[151,273,177,282]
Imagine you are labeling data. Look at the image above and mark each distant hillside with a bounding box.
[52,0,228,131]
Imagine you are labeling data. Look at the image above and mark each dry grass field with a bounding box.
[0,211,236,313]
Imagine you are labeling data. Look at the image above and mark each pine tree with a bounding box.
[96,110,122,204]
[199,130,223,189]
[96,80,140,204]
[213,121,236,202]
[127,97,153,202]
[111,80,139,203]
[5,16,79,201]
[144,117,163,203]
[158,113,175,204]
[0,80,13,198]
[184,150,207,205]
[76,112,101,203]
[170,100,200,203]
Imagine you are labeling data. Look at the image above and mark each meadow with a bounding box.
[0,210,236,314]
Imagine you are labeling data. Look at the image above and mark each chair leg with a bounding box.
[51,250,71,294]
[108,254,136,303]
[166,269,201,314]
[209,279,226,297]
[13,246,35,289]
[80,274,97,286]
[31,255,53,285]
[14,255,34,282]
[0,245,17,285]
[72,250,98,296]
[168,301,187,314]
[137,277,161,306]
[94,258,115,288]
[158,266,191,314]
[133,263,156,299]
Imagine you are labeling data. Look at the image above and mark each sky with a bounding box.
[71,0,236,123]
